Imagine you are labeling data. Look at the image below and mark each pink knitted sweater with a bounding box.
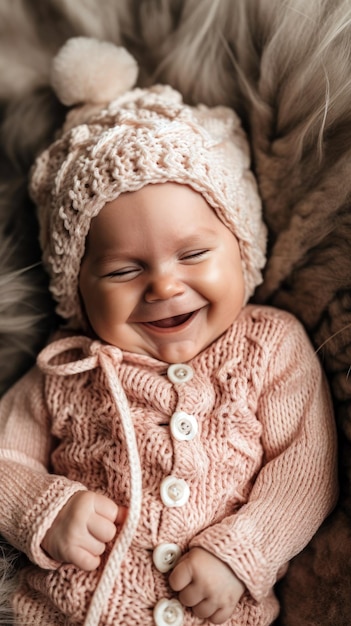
[0,306,337,626]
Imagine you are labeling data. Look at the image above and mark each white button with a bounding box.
[167,364,193,384]
[153,598,184,626]
[153,543,182,573]
[160,476,190,507]
[170,412,198,441]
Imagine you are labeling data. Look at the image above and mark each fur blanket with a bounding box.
[1,0,351,623]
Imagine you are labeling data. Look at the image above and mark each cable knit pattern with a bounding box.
[29,83,266,324]
[0,306,337,625]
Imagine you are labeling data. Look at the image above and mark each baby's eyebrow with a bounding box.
[171,226,222,245]
[90,251,130,267]
[171,231,218,246]
[86,227,221,271]
[98,230,217,256]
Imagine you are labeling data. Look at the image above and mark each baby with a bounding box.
[0,38,337,626]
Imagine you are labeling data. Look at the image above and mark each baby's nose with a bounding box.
[144,274,185,302]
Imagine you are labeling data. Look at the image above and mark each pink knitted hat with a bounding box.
[30,37,266,325]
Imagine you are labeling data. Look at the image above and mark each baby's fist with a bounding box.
[42,491,126,570]
[169,547,245,624]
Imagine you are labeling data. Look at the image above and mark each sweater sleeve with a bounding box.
[189,314,338,601]
[0,366,87,569]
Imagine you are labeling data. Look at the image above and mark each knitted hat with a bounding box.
[30,37,266,325]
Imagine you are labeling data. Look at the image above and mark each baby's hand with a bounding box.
[41,491,127,571]
[169,547,245,624]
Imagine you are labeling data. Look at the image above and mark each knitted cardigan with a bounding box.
[0,305,337,626]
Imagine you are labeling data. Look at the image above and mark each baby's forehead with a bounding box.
[85,182,228,246]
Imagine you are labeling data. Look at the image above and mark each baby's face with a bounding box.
[79,183,245,363]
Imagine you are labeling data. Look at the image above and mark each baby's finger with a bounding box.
[81,534,107,558]
[69,546,102,572]
[191,598,218,620]
[205,605,236,625]
[178,584,205,608]
[88,514,117,543]
[115,505,128,525]
[169,557,192,591]
[93,493,119,521]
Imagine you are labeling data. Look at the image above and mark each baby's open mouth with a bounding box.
[145,311,194,329]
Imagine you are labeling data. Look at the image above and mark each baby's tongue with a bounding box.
[151,313,191,328]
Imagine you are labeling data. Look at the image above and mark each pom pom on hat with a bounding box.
[51,37,138,106]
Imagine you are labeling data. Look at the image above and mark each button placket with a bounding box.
[153,542,182,573]
[170,411,198,441]
[153,598,184,626]
[167,363,193,384]
[160,475,190,507]
[155,362,192,612]
[167,363,199,441]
